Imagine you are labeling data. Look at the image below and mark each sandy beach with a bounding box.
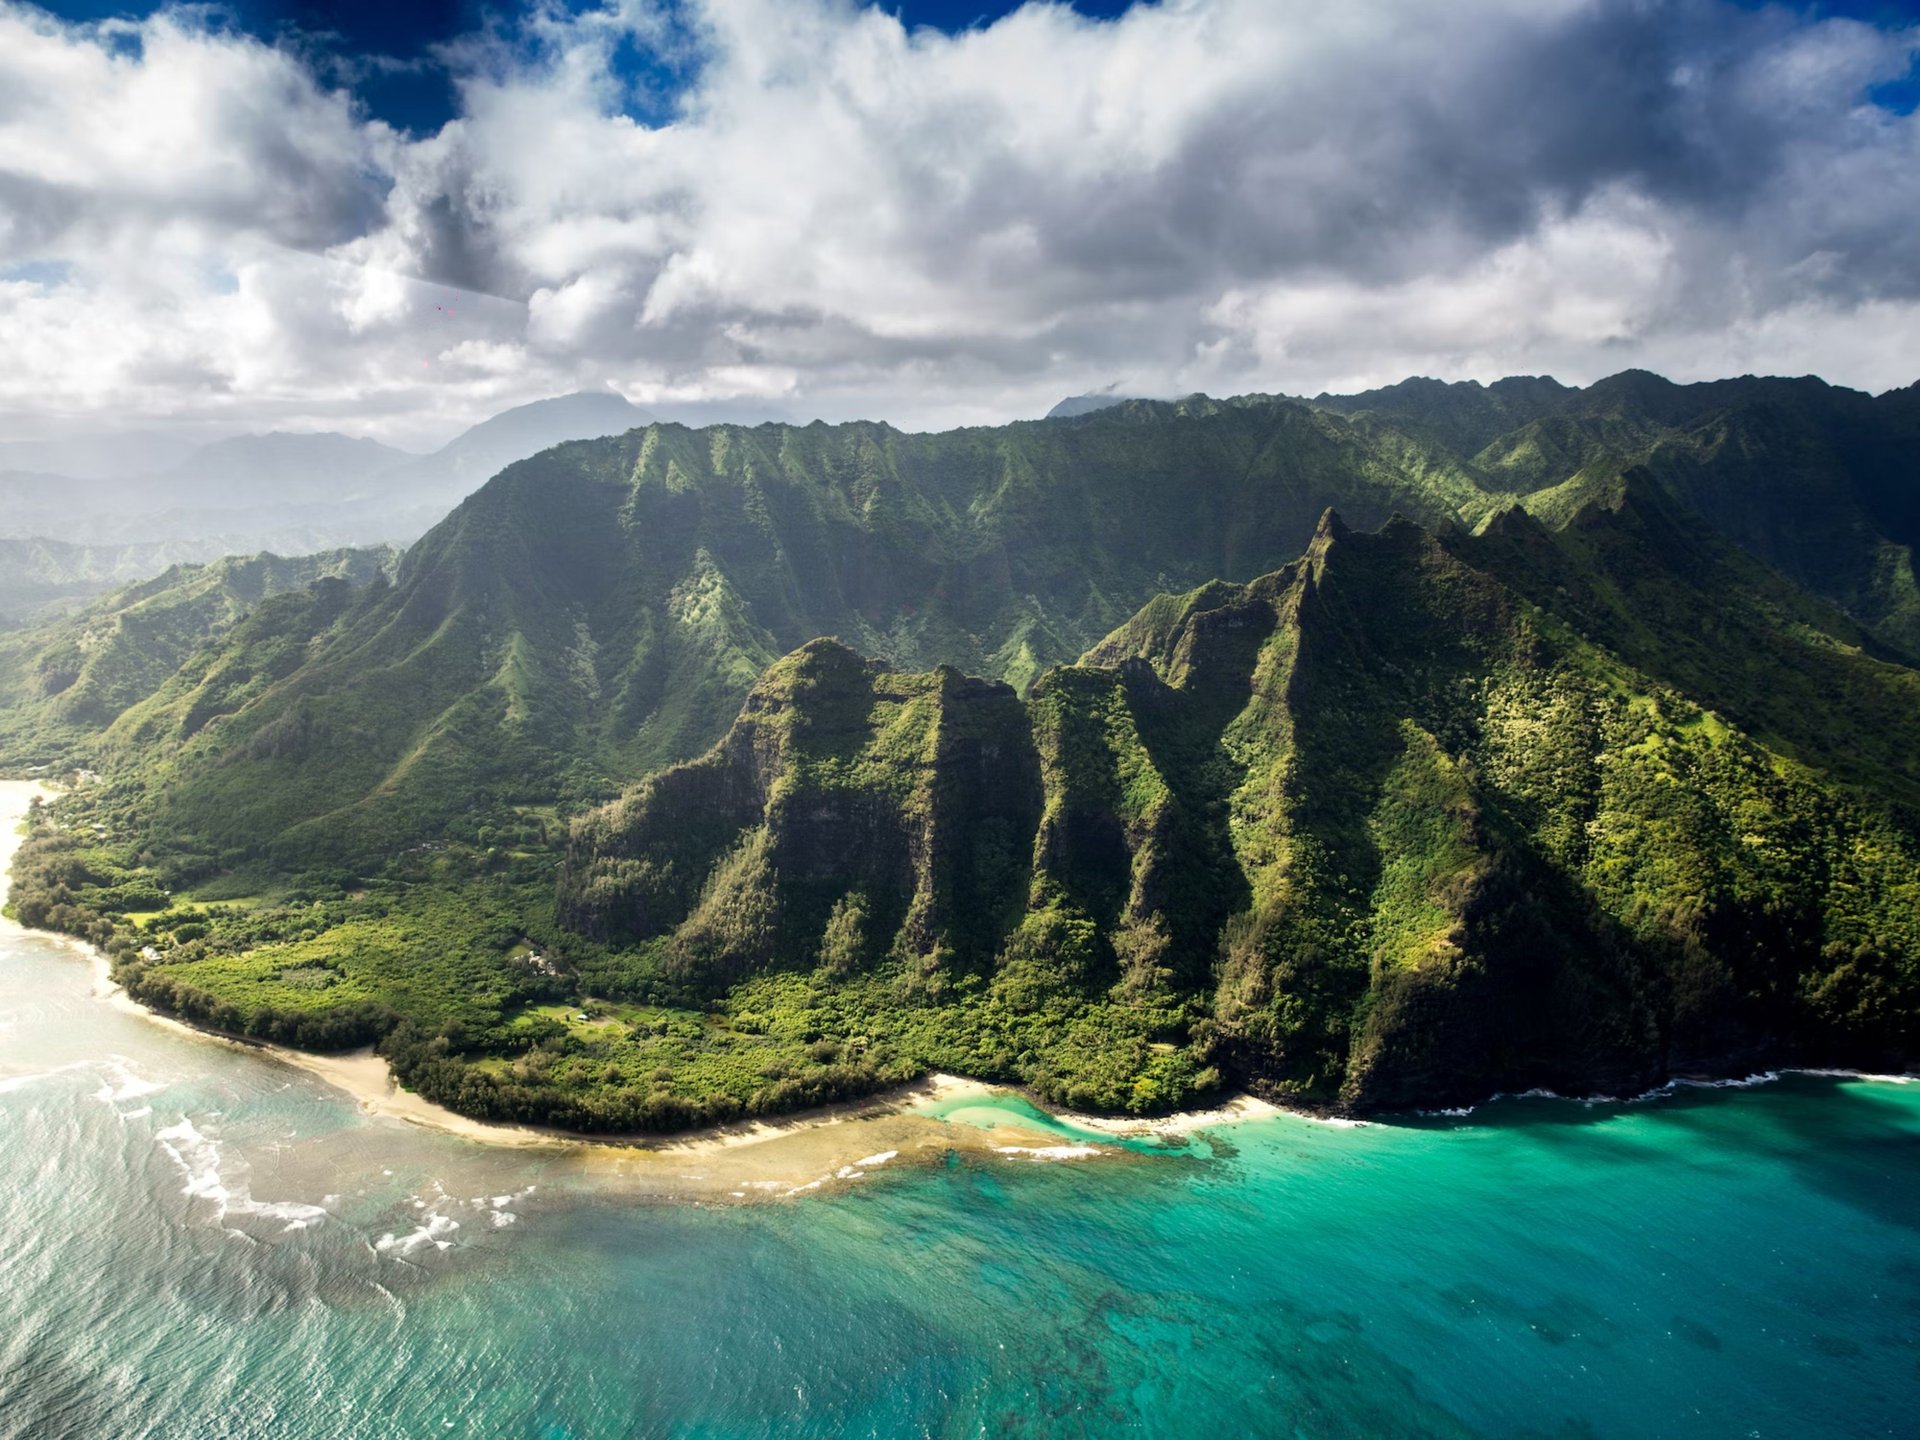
[65,928,1130,1197]
[2,778,1277,1196]
[1057,1093,1283,1135]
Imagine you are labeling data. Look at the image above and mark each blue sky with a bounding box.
[27,0,1920,132]
[5,0,1920,443]
[30,1,1142,132]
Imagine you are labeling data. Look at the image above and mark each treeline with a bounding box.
[378,1017,921,1133]
[120,961,401,1052]
[9,824,148,958]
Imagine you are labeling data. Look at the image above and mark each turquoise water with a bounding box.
[2,923,1917,1438]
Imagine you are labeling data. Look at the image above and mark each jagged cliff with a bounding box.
[561,642,1041,985]
[561,503,1920,1113]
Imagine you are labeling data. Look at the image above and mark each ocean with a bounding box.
[1,884,1915,1436]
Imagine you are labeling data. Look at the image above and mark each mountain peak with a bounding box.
[1046,388,1148,420]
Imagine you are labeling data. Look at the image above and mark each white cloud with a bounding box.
[0,0,1916,445]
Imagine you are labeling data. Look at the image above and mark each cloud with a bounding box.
[0,0,1917,444]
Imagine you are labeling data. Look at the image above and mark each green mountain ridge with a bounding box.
[5,371,1917,1127]
[552,497,1918,1115]
[1308,369,1920,653]
[0,535,249,627]
[7,370,1913,885]
[0,547,400,768]
[28,398,1516,874]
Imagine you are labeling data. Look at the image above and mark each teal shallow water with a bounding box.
[1,923,1916,1439]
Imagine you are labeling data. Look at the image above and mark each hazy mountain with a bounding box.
[1046,388,1150,419]
[154,432,414,505]
[0,536,237,626]
[0,430,416,550]
[383,391,648,507]
[0,431,197,480]
[0,393,655,598]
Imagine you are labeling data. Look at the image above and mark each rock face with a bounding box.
[561,640,1042,987]
[562,500,1920,1113]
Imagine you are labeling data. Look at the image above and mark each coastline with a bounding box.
[44,924,1152,1196]
[9,782,1908,1191]
[0,778,1286,1171]
[3,784,1248,1195]
[1052,1093,1284,1134]
[86,936,1271,1160]
[76,943,1033,1160]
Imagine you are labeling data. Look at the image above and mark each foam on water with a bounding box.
[1414,1066,1916,1119]
[375,1212,459,1256]
[0,1059,92,1094]
[95,1055,166,1106]
[153,1116,331,1235]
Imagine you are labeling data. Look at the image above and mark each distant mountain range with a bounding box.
[0,430,198,480]
[6,369,1916,1130]
[0,392,652,621]
[0,536,239,625]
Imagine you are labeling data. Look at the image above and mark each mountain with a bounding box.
[154,432,414,505]
[0,431,417,552]
[0,547,401,768]
[0,395,652,581]
[1305,370,1920,656]
[50,397,1516,871]
[6,370,1918,1129]
[0,536,239,626]
[1045,388,1151,419]
[0,430,197,480]
[550,498,1918,1117]
[0,396,659,623]
[26,371,1912,878]
[379,391,647,509]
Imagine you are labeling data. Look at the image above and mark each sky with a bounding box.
[1,0,1918,447]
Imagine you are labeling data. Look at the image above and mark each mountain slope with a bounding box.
[1310,370,1920,655]
[11,371,1918,884]
[0,395,651,579]
[51,399,1511,870]
[14,482,1916,1127]
[1045,389,1150,419]
[555,503,1918,1116]
[0,547,401,769]
[155,432,414,504]
[0,432,415,548]
[0,536,240,625]
[378,391,646,509]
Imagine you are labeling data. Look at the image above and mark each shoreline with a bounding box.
[52,932,1161,1196]
[7,782,1911,1188]
[87,940,1280,1155]
[0,780,1021,1169]
[0,781,1283,1164]
[79,945,1011,1157]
